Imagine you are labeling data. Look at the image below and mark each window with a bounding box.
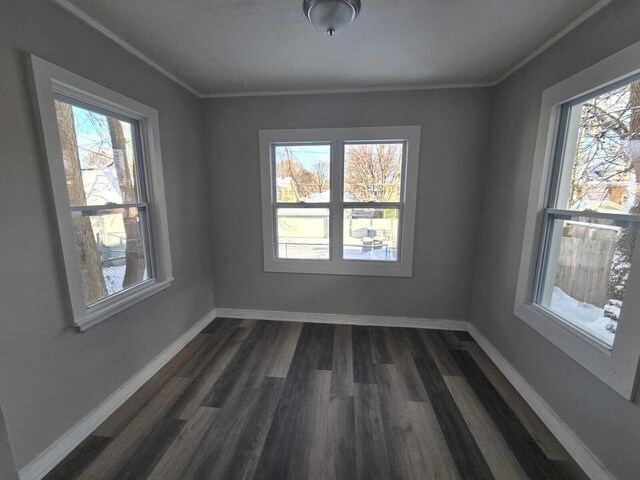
[260,126,420,276]
[31,56,172,331]
[536,78,640,348]
[516,40,640,399]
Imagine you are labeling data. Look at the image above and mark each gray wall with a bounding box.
[0,403,18,480]
[470,1,640,479]
[0,0,213,469]
[206,89,491,319]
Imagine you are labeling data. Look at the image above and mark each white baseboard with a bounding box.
[214,307,469,331]
[18,306,613,480]
[468,324,615,480]
[18,310,216,480]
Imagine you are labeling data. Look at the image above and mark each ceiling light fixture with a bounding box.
[303,0,361,36]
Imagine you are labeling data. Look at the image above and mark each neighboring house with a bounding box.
[276,176,299,202]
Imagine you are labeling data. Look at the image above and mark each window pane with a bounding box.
[538,215,638,346]
[55,99,141,206]
[72,207,151,305]
[558,79,640,213]
[343,208,399,261]
[276,208,330,259]
[274,145,330,203]
[344,143,403,202]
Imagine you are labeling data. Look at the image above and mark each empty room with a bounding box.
[2,0,640,479]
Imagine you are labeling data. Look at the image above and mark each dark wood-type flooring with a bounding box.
[45,319,588,480]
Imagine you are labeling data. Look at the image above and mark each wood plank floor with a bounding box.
[44,319,588,480]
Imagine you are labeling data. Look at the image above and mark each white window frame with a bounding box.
[30,55,173,331]
[259,126,420,277]
[515,41,640,400]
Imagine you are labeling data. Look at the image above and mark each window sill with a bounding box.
[522,303,613,354]
[514,302,635,400]
[75,278,174,332]
[264,259,412,277]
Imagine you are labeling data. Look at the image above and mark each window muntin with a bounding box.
[536,78,640,347]
[261,127,419,276]
[54,98,155,306]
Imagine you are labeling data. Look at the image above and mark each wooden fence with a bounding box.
[555,223,618,308]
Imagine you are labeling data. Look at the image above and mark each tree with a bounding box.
[344,144,402,202]
[275,149,317,199]
[310,160,329,194]
[55,102,107,303]
[107,118,146,288]
[570,88,632,211]
[604,83,640,332]
[570,82,640,332]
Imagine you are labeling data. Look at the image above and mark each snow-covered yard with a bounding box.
[549,286,616,345]
[277,242,397,261]
[101,264,150,297]
[103,265,126,295]
[344,244,397,261]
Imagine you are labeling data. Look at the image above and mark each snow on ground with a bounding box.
[101,265,150,296]
[277,242,397,261]
[344,245,397,261]
[549,286,615,345]
[103,265,126,295]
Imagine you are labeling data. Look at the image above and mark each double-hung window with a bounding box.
[31,56,173,331]
[516,41,640,399]
[536,78,640,348]
[259,126,420,276]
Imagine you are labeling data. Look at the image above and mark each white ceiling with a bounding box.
[59,0,607,96]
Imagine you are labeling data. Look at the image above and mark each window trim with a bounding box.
[259,126,421,277]
[515,40,640,400]
[30,55,173,331]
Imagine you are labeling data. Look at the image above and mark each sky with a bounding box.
[274,144,330,171]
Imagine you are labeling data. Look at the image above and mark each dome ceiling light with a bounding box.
[303,0,361,36]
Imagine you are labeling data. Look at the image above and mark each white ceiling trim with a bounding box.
[201,82,495,98]
[54,0,613,98]
[495,0,613,84]
[53,0,202,97]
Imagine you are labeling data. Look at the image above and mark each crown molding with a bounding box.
[52,0,202,97]
[200,82,495,98]
[54,0,612,98]
[495,0,613,84]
